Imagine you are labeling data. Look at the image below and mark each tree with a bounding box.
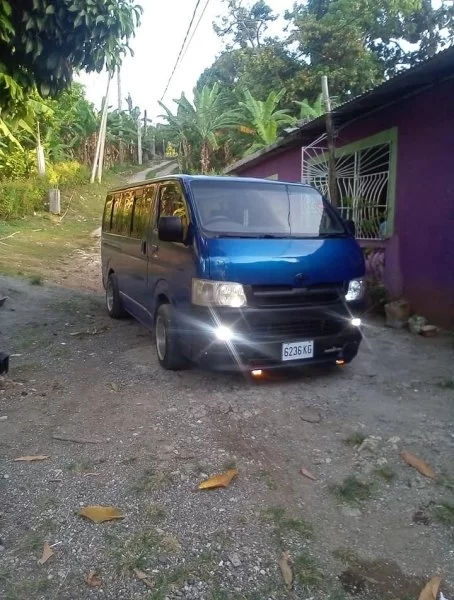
[239,89,295,154]
[197,43,310,113]
[159,83,241,173]
[0,0,142,112]
[214,0,277,49]
[294,94,324,122]
[285,0,454,99]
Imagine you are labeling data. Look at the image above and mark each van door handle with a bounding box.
[141,240,147,255]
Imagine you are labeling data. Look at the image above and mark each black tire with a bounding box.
[106,272,127,319]
[154,303,188,370]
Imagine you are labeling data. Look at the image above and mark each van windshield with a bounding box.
[190,180,346,238]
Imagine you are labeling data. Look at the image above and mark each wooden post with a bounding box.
[137,118,143,165]
[321,76,339,206]
[117,68,124,164]
[91,74,111,183]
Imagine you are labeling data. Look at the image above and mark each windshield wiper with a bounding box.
[214,233,281,239]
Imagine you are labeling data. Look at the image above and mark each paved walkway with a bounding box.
[128,159,177,183]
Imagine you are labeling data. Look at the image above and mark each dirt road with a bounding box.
[0,267,453,599]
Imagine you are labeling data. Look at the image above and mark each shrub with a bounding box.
[46,160,89,187]
[0,177,48,219]
[0,147,37,180]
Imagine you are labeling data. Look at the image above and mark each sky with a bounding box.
[77,0,295,122]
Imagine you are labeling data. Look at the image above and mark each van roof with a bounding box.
[107,174,312,194]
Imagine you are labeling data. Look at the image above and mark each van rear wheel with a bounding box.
[155,304,188,370]
[106,273,127,319]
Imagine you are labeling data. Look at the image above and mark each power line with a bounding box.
[160,0,203,102]
[179,0,211,66]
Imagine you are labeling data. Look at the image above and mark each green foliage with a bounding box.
[47,161,89,187]
[0,177,48,219]
[0,0,142,111]
[159,83,241,173]
[214,0,277,49]
[239,88,295,153]
[285,0,454,99]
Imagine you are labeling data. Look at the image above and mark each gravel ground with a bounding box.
[0,274,453,600]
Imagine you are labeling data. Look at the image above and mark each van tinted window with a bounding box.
[158,183,189,236]
[131,185,156,239]
[102,195,113,231]
[111,191,135,236]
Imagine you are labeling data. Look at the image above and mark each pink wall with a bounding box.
[237,146,303,182]
[233,78,454,327]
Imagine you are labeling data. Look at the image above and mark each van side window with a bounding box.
[111,191,134,236]
[158,183,189,237]
[102,195,113,231]
[131,185,155,239]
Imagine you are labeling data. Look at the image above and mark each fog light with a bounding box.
[251,369,263,377]
[336,359,345,365]
[215,325,233,341]
[351,318,362,327]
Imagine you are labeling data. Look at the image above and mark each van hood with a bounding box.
[204,237,365,286]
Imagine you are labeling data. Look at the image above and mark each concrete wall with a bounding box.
[233,78,454,327]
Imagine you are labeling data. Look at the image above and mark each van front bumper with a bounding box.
[179,305,362,371]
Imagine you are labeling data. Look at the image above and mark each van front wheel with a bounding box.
[155,304,188,370]
[106,273,127,319]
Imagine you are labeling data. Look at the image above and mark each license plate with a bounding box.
[281,340,314,361]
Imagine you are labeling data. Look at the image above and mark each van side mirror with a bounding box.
[346,219,356,237]
[158,216,185,243]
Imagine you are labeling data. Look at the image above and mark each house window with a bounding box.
[303,129,397,240]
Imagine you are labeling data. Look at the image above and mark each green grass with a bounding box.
[261,506,313,548]
[375,466,396,481]
[29,274,43,285]
[261,469,278,491]
[66,460,95,474]
[330,476,374,505]
[144,503,167,523]
[4,577,52,600]
[0,172,121,279]
[344,431,366,446]
[134,466,174,493]
[293,552,325,589]
[435,502,454,526]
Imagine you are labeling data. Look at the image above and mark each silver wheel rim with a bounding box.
[106,279,114,312]
[156,315,167,360]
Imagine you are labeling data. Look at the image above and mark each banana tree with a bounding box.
[239,89,295,155]
[159,83,241,174]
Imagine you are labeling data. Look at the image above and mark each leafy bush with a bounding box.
[46,161,89,187]
[0,178,48,220]
[0,147,37,180]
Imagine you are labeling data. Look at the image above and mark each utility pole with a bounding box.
[321,76,339,207]
[91,73,111,184]
[137,116,143,165]
[117,67,124,164]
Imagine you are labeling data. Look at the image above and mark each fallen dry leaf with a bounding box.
[78,505,124,524]
[37,542,54,565]
[197,468,239,490]
[133,568,154,589]
[418,576,442,600]
[14,455,49,462]
[300,467,317,481]
[279,551,293,590]
[86,569,102,587]
[400,451,436,479]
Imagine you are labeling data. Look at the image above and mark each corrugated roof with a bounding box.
[225,45,454,173]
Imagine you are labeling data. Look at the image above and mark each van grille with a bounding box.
[248,284,344,307]
[235,318,342,340]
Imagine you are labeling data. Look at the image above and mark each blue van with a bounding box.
[101,175,365,371]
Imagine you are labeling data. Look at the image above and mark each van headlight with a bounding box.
[345,278,366,302]
[192,279,247,308]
